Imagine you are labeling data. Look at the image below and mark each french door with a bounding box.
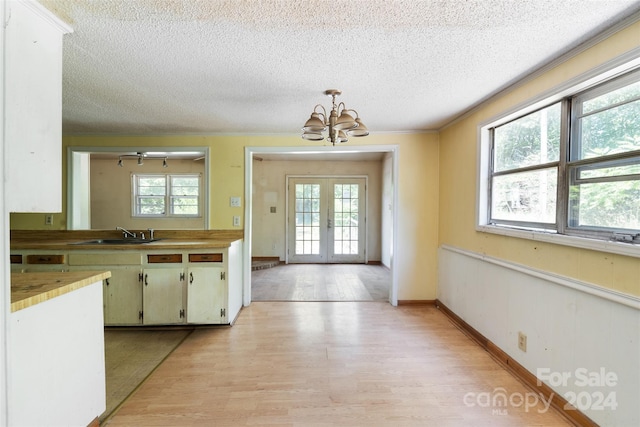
[288,177,366,264]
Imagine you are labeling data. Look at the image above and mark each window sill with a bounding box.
[476,224,640,259]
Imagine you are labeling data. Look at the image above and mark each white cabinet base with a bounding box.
[9,281,105,426]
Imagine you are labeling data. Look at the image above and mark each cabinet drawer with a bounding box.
[10,255,23,264]
[69,253,142,266]
[188,253,223,263]
[26,254,65,265]
[147,254,182,264]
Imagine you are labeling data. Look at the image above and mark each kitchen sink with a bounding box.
[70,238,162,245]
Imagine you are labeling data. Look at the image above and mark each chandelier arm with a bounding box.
[345,108,360,118]
[313,104,328,124]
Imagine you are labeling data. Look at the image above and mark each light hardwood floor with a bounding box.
[105,302,572,426]
[251,264,390,301]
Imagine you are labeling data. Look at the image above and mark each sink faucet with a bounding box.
[116,226,137,239]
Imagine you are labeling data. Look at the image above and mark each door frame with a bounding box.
[243,145,399,306]
[285,175,368,264]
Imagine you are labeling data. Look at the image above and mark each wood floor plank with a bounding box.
[106,302,573,426]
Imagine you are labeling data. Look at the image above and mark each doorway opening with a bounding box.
[243,145,399,306]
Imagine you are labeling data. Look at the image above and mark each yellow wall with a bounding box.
[439,21,640,297]
[15,22,637,300]
[11,132,441,300]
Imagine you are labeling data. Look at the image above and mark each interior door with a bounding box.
[288,177,366,264]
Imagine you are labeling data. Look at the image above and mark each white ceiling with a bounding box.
[42,0,640,136]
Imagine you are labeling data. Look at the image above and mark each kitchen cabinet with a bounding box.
[187,266,226,324]
[142,267,185,325]
[103,268,143,325]
[68,251,144,325]
[5,0,72,212]
[10,239,244,326]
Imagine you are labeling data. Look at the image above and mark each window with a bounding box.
[491,102,561,229]
[483,67,640,246]
[133,174,201,217]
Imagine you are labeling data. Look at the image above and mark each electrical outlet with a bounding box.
[45,214,53,225]
[233,216,241,227]
[518,332,527,352]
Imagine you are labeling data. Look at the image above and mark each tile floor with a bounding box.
[101,329,193,423]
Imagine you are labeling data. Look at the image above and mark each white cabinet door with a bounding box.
[5,0,72,212]
[103,268,142,325]
[187,267,226,324]
[142,268,185,325]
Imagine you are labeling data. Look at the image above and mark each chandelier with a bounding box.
[301,89,369,145]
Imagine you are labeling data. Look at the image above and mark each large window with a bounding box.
[485,68,640,245]
[133,174,201,217]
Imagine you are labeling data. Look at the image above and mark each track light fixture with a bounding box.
[302,89,369,145]
[116,152,169,168]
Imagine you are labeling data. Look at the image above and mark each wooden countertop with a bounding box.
[11,238,238,250]
[10,230,244,251]
[11,271,111,313]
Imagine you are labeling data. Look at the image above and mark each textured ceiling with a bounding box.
[41,0,640,135]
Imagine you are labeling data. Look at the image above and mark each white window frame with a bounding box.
[132,173,201,218]
[477,55,640,258]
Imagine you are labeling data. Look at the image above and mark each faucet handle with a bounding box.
[147,228,155,239]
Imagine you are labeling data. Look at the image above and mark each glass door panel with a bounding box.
[289,180,326,263]
[328,179,365,263]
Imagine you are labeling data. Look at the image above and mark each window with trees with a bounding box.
[485,68,639,244]
[133,174,201,217]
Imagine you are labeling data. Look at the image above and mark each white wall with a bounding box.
[252,158,384,261]
[381,153,393,268]
[90,158,205,230]
[438,245,640,427]
[0,1,8,421]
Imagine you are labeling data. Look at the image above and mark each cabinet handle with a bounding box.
[189,272,193,284]
[105,278,110,286]
[144,274,148,286]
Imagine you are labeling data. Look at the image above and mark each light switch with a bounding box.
[230,197,241,207]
